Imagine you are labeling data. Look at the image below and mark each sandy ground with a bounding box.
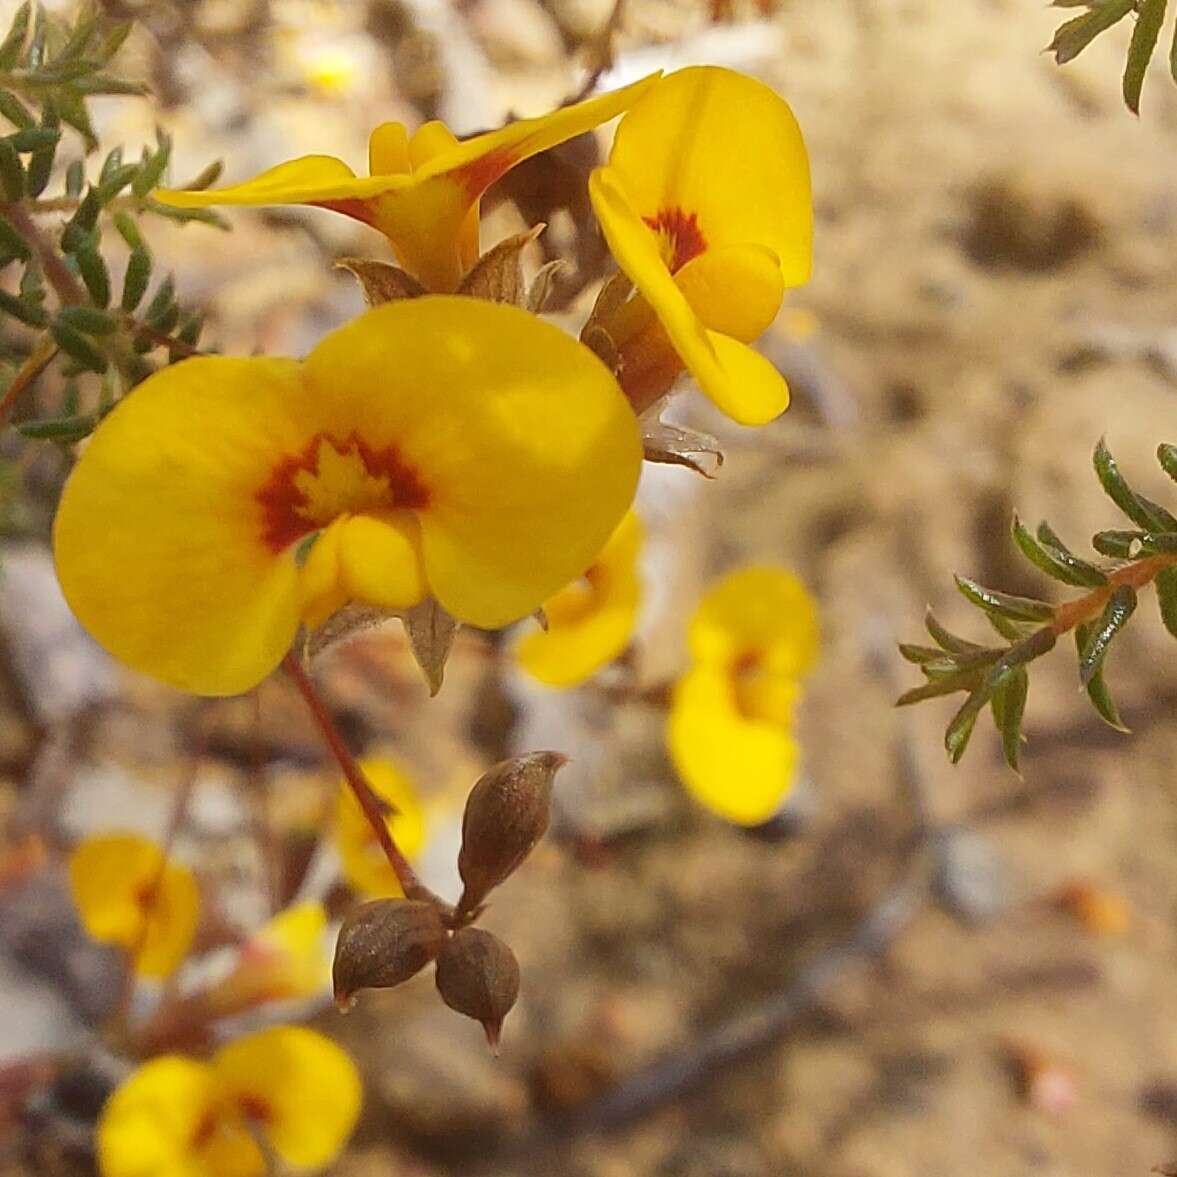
[4,1,1177,1175]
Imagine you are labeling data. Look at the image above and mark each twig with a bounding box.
[569,0,626,104]
[109,719,205,1039]
[0,335,56,424]
[1051,552,1177,635]
[281,652,451,914]
[1,202,85,307]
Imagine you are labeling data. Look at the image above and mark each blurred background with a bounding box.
[3,1,1177,1175]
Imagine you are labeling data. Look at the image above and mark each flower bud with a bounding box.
[434,927,520,1050]
[332,899,447,1010]
[457,751,566,914]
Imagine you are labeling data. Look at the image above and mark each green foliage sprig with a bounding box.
[899,440,1177,768]
[1049,0,1174,114]
[0,2,222,441]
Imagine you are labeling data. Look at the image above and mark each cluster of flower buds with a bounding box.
[332,751,564,1048]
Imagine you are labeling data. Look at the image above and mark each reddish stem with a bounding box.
[281,652,444,909]
[1051,553,1177,636]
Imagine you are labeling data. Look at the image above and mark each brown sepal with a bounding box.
[337,258,427,305]
[457,225,545,306]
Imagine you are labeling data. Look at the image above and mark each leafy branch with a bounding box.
[899,440,1177,768]
[0,2,224,442]
[1048,0,1173,114]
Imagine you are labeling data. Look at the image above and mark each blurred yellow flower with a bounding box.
[155,75,657,292]
[53,299,641,696]
[516,510,643,687]
[588,66,812,425]
[97,1025,361,1177]
[204,902,331,1016]
[334,758,426,898]
[668,567,819,826]
[68,833,199,979]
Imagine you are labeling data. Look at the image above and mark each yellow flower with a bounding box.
[204,902,331,1016]
[154,75,658,293]
[587,66,812,425]
[53,298,641,697]
[68,833,199,979]
[516,510,642,687]
[97,1026,361,1177]
[667,567,819,826]
[334,758,426,898]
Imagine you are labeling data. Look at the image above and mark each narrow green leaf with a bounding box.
[0,91,34,130]
[26,5,45,69]
[58,305,117,335]
[58,2,97,62]
[0,4,32,70]
[131,131,171,198]
[924,609,985,654]
[74,243,110,307]
[1078,584,1137,687]
[61,187,100,252]
[0,213,30,261]
[51,319,107,372]
[1014,514,1108,587]
[93,19,132,65]
[1034,520,1109,586]
[900,643,951,665]
[1094,438,1177,532]
[1049,0,1133,64]
[897,668,983,706]
[955,574,1056,622]
[143,273,174,321]
[1139,532,1177,554]
[1123,0,1167,113]
[16,413,96,442]
[70,75,146,97]
[113,211,144,250]
[990,665,1029,772]
[5,126,59,153]
[1073,621,1128,730]
[1158,443,1177,484]
[120,246,150,310]
[946,681,996,764]
[0,287,47,326]
[65,157,84,196]
[0,138,21,199]
[1092,528,1145,557]
[1156,566,1177,640]
[143,198,228,228]
[176,313,203,348]
[96,162,138,203]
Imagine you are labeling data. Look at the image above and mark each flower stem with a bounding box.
[0,335,56,424]
[1051,553,1177,636]
[281,651,449,912]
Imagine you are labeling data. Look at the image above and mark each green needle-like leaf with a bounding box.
[1049,0,1134,64]
[955,575,1056,623]
[1074,621,1129,730]
[1094,438,1177,532]
[990,665,1029,772]
[1156,566,1177,640]
[1014,514,1109,587]
[1124,0,1167,113]
[1078,584,1137,687]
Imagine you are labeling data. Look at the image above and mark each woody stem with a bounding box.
[281,652,447,911]
[1051,553,1177,635]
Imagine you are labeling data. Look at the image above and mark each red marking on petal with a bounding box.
[310,198,378,226]
[256,432,430,553]
[237,1093,273,1124]
[455,146,517,201]
[643,208,707,273]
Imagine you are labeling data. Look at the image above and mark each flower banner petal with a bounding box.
[607,66,812,286]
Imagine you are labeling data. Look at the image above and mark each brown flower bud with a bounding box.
[333,898,448,1010]
[434,927,520,1050]
[457,751,566,915]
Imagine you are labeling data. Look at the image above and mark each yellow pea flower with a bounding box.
[587,66,812,425]
[204,902,331,1016]
[97,1025,361,1177]
[154,75,658,293]
[667,567,819,826]
[516,510,642,687]
[53,298,641,697]
[334,758,426,898]
[68,832,199,979]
